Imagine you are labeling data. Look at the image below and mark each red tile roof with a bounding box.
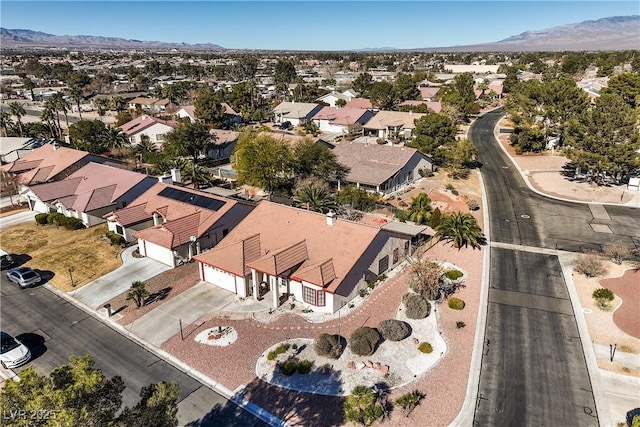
[344,98,374,110]
[1,145,90,185]
[419,87,440,100]
[398,100,442,113]
[119,115,176,137]
[311,107,370,126]
[194,201,381,294]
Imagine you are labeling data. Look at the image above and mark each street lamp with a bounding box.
[68,268,75,287]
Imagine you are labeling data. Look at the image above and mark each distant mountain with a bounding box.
[420,15,640,52]
[0,28,225,51]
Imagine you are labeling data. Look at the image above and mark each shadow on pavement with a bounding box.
[33,269,55,286]
[9,254,32,268]
[15,332,47,361]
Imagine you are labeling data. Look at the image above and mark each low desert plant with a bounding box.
[603,244,631,265]
[456,321,466,329]
[314,333,343,359]
[448,297,465,310]
[445,269,463,281]
[445,183,455,191]
[266,351,277,361]
[358,288,368,298]
[349,327,381,357]
[592,287,615,310]
[394,390,425,417]
[377,319,410,341]
[466,198,480,210]
[573,253,607,278]
[344,386,384,426]
[279,358,313,376]
[275,343,290,355]
[418,342,433,353]
[402,293,431,319]
[126,280,149,308]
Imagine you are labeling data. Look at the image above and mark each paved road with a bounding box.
[0,276,267,427]
[470,109,640,426]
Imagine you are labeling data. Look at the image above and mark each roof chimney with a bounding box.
[326,210,336,226]
[171,168,181,183]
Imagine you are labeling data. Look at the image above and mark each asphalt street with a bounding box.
[469,109,640,426]
[0,275,267,427]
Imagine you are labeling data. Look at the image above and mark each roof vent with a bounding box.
[326,210,336,226]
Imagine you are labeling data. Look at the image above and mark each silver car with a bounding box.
[0,332,31,369]
[6,267,41,288]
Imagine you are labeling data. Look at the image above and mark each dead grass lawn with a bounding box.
[0,222,123,292]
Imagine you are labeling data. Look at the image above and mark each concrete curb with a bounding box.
[556,254,612,427]
[491,113,640,209]
[43,283,287,427]
[449,169,491,427]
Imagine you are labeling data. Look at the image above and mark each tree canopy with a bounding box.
[163,121,216,163]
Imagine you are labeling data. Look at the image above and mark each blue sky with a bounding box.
[1,1,638,50]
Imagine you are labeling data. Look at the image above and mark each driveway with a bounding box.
[0,210,35,229]
[69,245,171,309]
[125,282,240,347]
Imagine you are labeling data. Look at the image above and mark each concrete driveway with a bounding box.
[125,282,240,347]
[70,245,171,309]
[0,210,35,229]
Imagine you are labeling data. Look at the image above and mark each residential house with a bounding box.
[331,143,433,194]
[272,102,323,126]
[119,115,177,145]
[316,90,357,107]
[1,144,125,187]
[398,100,442,113]
[419,87,440,101]
[208,129,240,160]
[310,107,374,135]
[176,104,242,127]
[105,182,255,267]
[25,162,157,227]
[128,97,172,114]
[194,201,427,313]
[344,98,376,112]
[362,111,425,140]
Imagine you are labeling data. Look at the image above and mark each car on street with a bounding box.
[0,331,31,369]
[0,249,14,270]
[6,267,41,288]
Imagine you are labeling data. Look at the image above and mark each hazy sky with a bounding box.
[1,1,637,50]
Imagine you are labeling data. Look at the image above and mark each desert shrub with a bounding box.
[429,208,443,228]
[358,288,368,298]
[409,260,443,300]
[35,213,49,224]
[402,293,430,319]
[592,287,615,310]
[451,189,459,196]
[418,342,433,353]
[573,253,607,278]
[456,321,466,329]
[266,351,277,361]
[448,297,465,310]
[395,390,425,417]
[314,333,343,359]
[60,217,84,230]
[603,244,631,265]
[349,327,381,357]
[445,183,455,191]
[279,358,313,376]
[344,386,384,426]
[377,319,410,341]
[292,343,298,350]
[466,198,480,211]
[275,343,290,355]
[105,230,124,246]
[445,269,463,281]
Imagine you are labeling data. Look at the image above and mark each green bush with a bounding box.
[349,327,381,357]
[395,390,425,417]
[279,358,313,376]
[445,269,463,281]
[402,293,430,319]
[314,333,343,359]
[266,351,277,361]
[377,319,410,341]
[448,297,465,310]
[418,342,433,353]
[47,212,65,224]
[60,217,84,230]
[105,230,124,246]
[35,213,49,225]
[592,288,614,301]
[275,343,290,355]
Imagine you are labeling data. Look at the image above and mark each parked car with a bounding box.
[278,121,292,130]
[0,249,13,270]
[6,267,41,288]
[0,331,31,369]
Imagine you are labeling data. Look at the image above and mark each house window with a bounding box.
[404,241,410,255]
[303,286,326,307]
[393,248,399,264]
[378,255,389,274]
[115,224,124,236]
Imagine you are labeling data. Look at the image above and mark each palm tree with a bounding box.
[94,98,108,119]
[126,281,149,308]
[69,86,83,120]
[39,104,59,139]
[134,135,159,162]
[51,93,71,129]
[109,95,125,113]
[0,110,13,137]
[435,212,485,250]
[102,126,129,151]
[8,102,26,137]
[44,97,62,135]
[406,192,433,225]
[181,163,213,189]
[294,185,337,214]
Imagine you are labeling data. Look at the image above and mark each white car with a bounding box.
[6,267,41,288]
[0,332,31,369]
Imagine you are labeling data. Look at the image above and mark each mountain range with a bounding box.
[1,15,638,52]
